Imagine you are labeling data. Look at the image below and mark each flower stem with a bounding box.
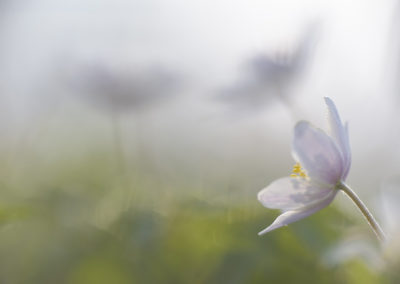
[337,182,386,242]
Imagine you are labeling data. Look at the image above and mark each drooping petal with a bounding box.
[258,177,334,211]
[292,121,343,185]
[258,190,337,235]
[324,97,351,179]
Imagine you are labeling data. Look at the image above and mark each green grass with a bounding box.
[0,149,393,284]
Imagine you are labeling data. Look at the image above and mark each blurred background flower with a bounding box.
[217,23,319,117]
[63,61,179,113]
[380,177,400,262]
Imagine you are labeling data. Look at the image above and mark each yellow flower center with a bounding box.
[290,162,307,178]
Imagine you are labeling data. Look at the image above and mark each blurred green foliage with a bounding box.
[0,149,395,284]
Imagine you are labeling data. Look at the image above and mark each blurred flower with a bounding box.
[258,97,351,234]
[380,177,400,261]
[323,234,384,271]
[217,23,318,112]
[65,61,179,113]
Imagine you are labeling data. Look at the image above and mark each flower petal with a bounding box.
[258,177,334,211]
[258,190,336,235]
[324,97,351,179]
[292,121,343,185]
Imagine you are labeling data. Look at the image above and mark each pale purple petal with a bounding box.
[258,177,334,211]
[342,122,351,179]
[324,97,351,179]
[258,190,337,235]
[292,121,343,185]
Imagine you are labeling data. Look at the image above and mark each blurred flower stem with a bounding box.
[110,110,126,176]
[275,85,301,122]
[109,98,133,211]
[338,182,386,242]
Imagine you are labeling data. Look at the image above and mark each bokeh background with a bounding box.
[0,0,399,283]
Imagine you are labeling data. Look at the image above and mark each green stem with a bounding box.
[337,182,386,242]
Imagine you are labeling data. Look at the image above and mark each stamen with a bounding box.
[292,163,301,172]
[292,167,301,173]
[290,163,307,178]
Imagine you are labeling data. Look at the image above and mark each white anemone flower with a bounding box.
[258,97,385,241]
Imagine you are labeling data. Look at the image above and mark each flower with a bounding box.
[258,97,351,235]
[216,23,319,114]
[65,62,178,113]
